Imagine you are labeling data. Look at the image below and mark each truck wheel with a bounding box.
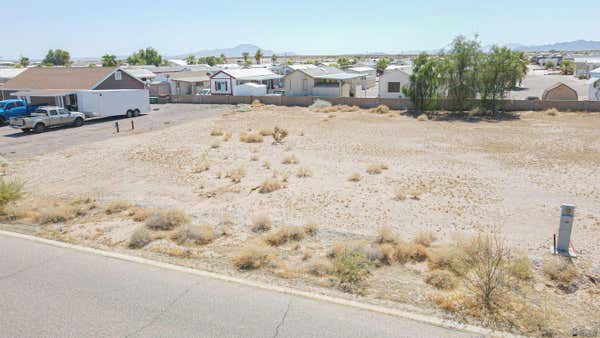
[73,117,84,127]
[21,128,31,133]
[133,109,140,117]
[33,123,46,133]
[126,110,133,118]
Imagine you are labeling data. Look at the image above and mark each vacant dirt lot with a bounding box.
[2,103,599,335]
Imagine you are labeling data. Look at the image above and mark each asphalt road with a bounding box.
[0,104,229,161]
[0,234,477,337]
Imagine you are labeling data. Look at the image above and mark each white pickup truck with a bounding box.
[9,106,86,133]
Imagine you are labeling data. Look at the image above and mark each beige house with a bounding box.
[168,71,211,95]
[283,67,362,97]
[542,82,578,101]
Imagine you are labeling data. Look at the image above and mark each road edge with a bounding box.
[0,230,517,338]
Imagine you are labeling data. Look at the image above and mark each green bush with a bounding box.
[0,179,23,208]
[331,249,371,293]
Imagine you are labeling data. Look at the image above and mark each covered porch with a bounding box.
[11,90,78,110]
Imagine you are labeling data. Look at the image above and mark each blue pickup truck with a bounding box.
[0,99,44,124]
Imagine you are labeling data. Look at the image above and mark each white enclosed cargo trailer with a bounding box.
[76,89,150,118]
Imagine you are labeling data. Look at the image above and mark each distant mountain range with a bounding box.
[172,44,295,58]
[502,40,600,52]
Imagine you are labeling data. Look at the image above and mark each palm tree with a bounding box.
[271,54,277,65]
[242,52,250,65]
[254,49,263,64]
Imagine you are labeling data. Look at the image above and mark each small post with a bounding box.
[553,234,557,254]
[557,204,576,257]
[115,121,119,133]
[131,120,135,131]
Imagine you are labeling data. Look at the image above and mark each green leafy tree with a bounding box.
[127,47,164,66]
[337,57,355,68]
[376,58,390,76]
[560,60,574,75]
[443,35,482,111]
[544,60,555,69]
[43,49,71,66]
[186,55,196,65]
[254,49,263,64]
[478,46,526,112]
[19,56,30,67]
[402,53,445,112]
[197,55,226,66]
[305,59,316,65]
[101,54,118,67]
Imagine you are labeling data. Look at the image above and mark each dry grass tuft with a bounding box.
[251,99,264,108]
[262,160,271,170]
[425,270,459,290]
[369,105,390,114]
[210,128,224,136]
[303,222,318,236]
[35,206,80,224]
[417,113,429,121]
[413,231,437,247]
[393,188,406,201]
[262,226,306,246]
[543,256,580,285]
[129,227,152,249]
[210,140,221,149]
[282,155,299,165]
[296,166,312,178]
[251,214,272,232]
[250,155,259,162]
[259,179,283,193]
[105,200,131,215]
[194,158,210,173]
[240,132,264,143]
[259,128,273,136]
[508,255,533,281]
[427,242,470,276]
[366,164,387,175]
[306,258,332,276]
[145,210,191,230]
[226,167,246,183]
[232,243,273,270]
[222,132,232,142]
[173,224,214,245]
[545,108,559,116]
[375,227,402,245]
[348,173,362,182]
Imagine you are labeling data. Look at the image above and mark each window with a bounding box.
[59,108,70,115]
[215,80,228,92]
[388,82,401,93]
[49,110,58,116]
[15,101,24,107]
[302,79,308,91]
[115,71,122,81]
[5,103,15,110]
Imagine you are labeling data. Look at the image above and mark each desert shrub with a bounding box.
[432,292,470,313]
[237,104,251,112]
[262,226,306,246]
[543,256,580,284]
[210,128,224,136]
[210,140,220,149]
[251,99,264,108]
[259,179,283,193]
[282,155,299,165]
[232,243,273,270]
[262,160,271,169]
[272,126,288,144]
[328,240,367,258]
[461,234,511,311]
[410,190,423,200]
[308,99,332,111]
[545,108,559,116]
[393,188,406,201]
[375,227,401,245]
[425,270,459,290]
[303,222,318,236]
[348,173,361,182]
[337,105,360,112]
[509,255,533,281]
[0,179,23,208]
[226,167,245,183]
[331,248,371,293]
[259,128,273,136]
[296,167,312,178]
[306,258,332,276]
[417,113,429,121]
[145,210,191,230]
[366,164,387,175]
[251,214,272,232]
[194,158,210,173]
[427,242,470,276]
[129,207,155,222]
[174,224,214,245]
[250,155,259,162]
[222,132,232,141]
[129,227,152,249]
[105,200,131,215]
[240,132,264,143]
[413,231,437,247]
[369,105,390,114]
[35,206,79,224]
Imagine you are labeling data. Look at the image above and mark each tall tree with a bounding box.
[479,46,528,112]
[242,52,250,65]
[402,53,445,112]
[271,54,277,64]
[19,56,30,67]
[43,49,71,66]
[443,35,482,111]
[186,54,196,65]
[101,54,118,67]
[254,49,263,64]
[337,57,354,68]
[376,58,390,76]
[127,47,164,66]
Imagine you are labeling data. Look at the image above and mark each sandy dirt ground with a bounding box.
[2,103,599,335]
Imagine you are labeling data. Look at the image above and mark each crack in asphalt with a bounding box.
[0,253,65,282]
[124,280,201,338]
[273,300,292,338]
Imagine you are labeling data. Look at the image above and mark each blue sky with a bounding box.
[3,0,599,59]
